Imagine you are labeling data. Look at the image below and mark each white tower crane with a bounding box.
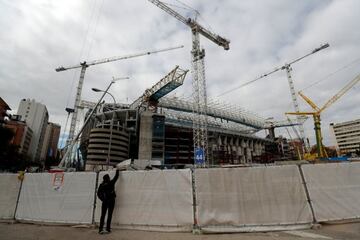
[56,45,184,149]
[220,43,329,151]
[148,0,230,166]
[279,43,329,147]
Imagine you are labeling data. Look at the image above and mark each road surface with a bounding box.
[0,222,359,240]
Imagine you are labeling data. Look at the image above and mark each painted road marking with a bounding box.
[284,231,332,239]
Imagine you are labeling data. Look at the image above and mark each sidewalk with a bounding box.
[1,222,360,240]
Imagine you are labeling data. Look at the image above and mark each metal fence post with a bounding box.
[298,164,317,224]
[13,173,24,220]
[92,171,100,225]
[191,167,201,234]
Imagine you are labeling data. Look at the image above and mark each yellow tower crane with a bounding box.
[286,73,360,159]
[286,74,360,158]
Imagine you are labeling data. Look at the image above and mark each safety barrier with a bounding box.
[0,163,359,232]
[0,174,21,219]
[301,162,360,222]
[194,166,313,232]
[94,169,194,232]
[15,172,96,224]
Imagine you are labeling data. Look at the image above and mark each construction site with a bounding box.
[54,0,360,170]
[1,0,360,238]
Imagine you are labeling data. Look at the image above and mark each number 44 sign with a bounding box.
[195,148,205,165]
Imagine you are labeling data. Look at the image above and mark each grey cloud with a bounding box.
[1,0,359,147]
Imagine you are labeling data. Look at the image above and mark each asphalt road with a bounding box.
[0,222,359,240]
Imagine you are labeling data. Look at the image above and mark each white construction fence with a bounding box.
[195,165,313,232]
[15,172,96,224]
[94,169,193,231]
[0,174,21,219]
[302,162,360,222]
[0,162,359,232]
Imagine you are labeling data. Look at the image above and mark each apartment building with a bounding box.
[17,99,49,162]
[330,118,360,155]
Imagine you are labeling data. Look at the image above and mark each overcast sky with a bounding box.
[1,0,359,147]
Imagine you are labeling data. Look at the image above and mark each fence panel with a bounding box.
[0,174,21,219]
[302,162,360,222]
[15,172,96,224]
[195,166,313,232]
[95,169,193,232]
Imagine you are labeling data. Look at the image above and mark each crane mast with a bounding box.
[282,43,329,146]
[148,0,230,166]
[284,64,305,143]
[287,73,360,158]
[56,45,184,149]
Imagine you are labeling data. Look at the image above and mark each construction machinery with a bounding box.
[148,0,230,166]
[130,66,189,110]
[55,45,184,148]
[286,73,360,159]
[220,43,329,149]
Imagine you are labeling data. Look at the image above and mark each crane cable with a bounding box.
[165,0,213,32]
[218,56,360,98]
[301,56,360,91]
[64,0,99,109]
[61,0,105,145]
[64,0,105,109]
[217,68,280,97]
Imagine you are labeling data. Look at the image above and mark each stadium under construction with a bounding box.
[76,66,291,170]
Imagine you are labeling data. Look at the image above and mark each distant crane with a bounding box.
[220,43,329,150]
[286,73,360,158]
[55,45,183,148]
[148,0,230,166]
[264,118,301,140]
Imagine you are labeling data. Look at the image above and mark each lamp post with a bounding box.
[92,76,129,169]
[58,76,128,169]
[91,88,116,108]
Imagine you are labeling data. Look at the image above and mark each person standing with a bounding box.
[97,169,119,234]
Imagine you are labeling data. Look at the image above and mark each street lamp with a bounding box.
[91,88,116,107]
[91,76,129,169]
[58,76,129,169]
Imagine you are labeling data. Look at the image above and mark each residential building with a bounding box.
[17,99,49,162]
[5,120,33,156]
[40,122,61,160]
[330,119,360,155]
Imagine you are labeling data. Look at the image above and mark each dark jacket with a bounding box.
[97,170,119,202]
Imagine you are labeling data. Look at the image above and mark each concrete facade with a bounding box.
[17,99,49,162]
[138,111,165,164]
[81,108,270,169]
[330,118,360,155]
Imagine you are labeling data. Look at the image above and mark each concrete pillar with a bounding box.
[138,111,153,161]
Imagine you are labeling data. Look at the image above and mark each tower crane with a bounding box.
[56,45,184,148]
[220,43,329,150]
[286,73,360,159]
[148,0,230,166]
